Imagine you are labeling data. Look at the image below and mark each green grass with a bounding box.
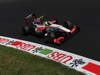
[39,49,53,55]
[0,45,85,75]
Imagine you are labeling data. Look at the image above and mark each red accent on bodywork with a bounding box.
[70,26,77,33]
[47,26,55,28]
[48,20,57,24]
[36,27,46,31]
[53,37,64,44]
[24,18,29,24]
[70,28,76,33]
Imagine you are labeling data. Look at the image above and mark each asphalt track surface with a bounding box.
[0,0,100,61]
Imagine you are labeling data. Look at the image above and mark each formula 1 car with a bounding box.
[22,13,80,44]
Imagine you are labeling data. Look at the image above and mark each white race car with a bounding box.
[22,13,80,44]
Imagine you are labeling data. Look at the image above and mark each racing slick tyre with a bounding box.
[45,32,56,43]
[22,25,33,35]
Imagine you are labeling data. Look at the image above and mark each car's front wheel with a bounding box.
[45,32,55,43]
[44,32,65,44]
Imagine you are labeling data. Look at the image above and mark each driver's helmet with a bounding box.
[33,18,41,24]
[32,14,37,22]
[40,16,44,20]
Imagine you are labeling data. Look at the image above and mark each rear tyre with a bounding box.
[22,25,32,35]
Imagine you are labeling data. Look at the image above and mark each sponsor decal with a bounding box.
[70,59,85,67]
[5,40,15,45]
[10,41,36,51]
[0,38,9,44]
[48,51,73,64]
[29,47,53,55]
[31,47,44,53]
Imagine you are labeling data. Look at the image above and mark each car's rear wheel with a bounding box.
[22,25,33,35]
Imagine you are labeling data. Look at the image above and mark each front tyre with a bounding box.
[45,32,65,44]
[45,32,56,43]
